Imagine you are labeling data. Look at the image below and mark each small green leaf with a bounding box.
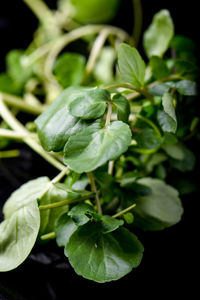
[112,94,130,123]
[118,43,146,87]
[65,223,144,282]
[175,80,197,96]
[169,144,195,172]
[145,153,167,173]
[149,56,170,79]
[101,215,124,234]
[64,120,132,173]
[68,203,95,226]
[0,73,21,94]
[69,88,109,119]
[133,128,162,149]
[3,177,50,218]
[0,201,40,272]
[124,212,134,224]
[161,142,185,160]
[55,213,77,247]
[54,53,86,88]
[143,10,174,58]
[133,178,183,231]
[149,83,170,96]
[35,87,95,151]
[157,93,177,133]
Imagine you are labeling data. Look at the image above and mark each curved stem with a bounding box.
[105,101,112,128]
[40,232,56,240]
[39,192,95,210]
[104,83,154,104]
[44,25,130,83]
[132,0,143,47]
[88,172,102,215]
[0,92,45,115]
[136,114,162,137]
[0,128,35,140]
[0,98,65,171]
[112,203,136,218]
[23,0,53,24]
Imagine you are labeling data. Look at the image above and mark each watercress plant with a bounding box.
[0,0,198,283]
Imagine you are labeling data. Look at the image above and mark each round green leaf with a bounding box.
[64,120,132,173]
[55,213,77,247]
[65,223,144,282]
[0,201,40,272]
[112,93,130,123]
[133,178,183,231]
[69,88,109,119]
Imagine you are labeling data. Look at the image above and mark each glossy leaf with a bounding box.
[54,53,86,88]
[64,120,132,173]
[169,144,195,172]
[118,43,146,87]
[0,201,40,272]
[69,88,109,119]
[35,87,94,151]
[133,178,183,231]
[55,213,77,247]
[65,223,144,282]
[101,215,124,234]
[3,177,50,218]
[68,203,95,226]
[161,142,184,160]
[133,128,162,149]
[143,10,174,58]
[112,93,130,123]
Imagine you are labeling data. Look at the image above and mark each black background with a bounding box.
[0,1,199,299]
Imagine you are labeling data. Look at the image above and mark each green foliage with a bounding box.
[54,53,86,88]
[0,2,198,285]
[118,43,146,87]
[143,10,174,58]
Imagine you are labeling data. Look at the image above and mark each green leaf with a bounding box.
[3,177,50,219]
[171,35,196,54]
[149,83,170,96]
[133,128,162,149]
[54,53,86,88]
[6,50,32,87]
[0,73,21,94]
[149,56,170,79]
[174,59,198,80]
[124,213,134,224]
[169,144,195,172]
[145,153,167,173]
[133,178,183,231]
[112,93,130,123]
[0,201,40,272]
[64,120,132,173]
[143,10,174,58]
[101,215,124,234]
[55,213,77,247]
[68,203,95,226]
[118,43,146,87]
[175,80,197,96]
[157,93,177,133]
[161,142,185,160]
[35,87,94,151]
[39,183,79,235]
[94,169,115,203]
[69,87,109,119]
[65,223,144,282]
[94,46,115,83]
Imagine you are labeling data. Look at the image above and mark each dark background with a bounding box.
[0,1,199,299]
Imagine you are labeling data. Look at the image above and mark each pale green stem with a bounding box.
[51,167,69,184]
[39,192,95,210]
[105,101,112,128]
[108,160,114,175]
[23,0,54,24]
[112,203,136,218]
[88,172,102,215]
[40,232,56,240]
[104,83,154,104]
[132,0,143,47]
[0,150,20,159]
[0,92,45,115]
[0,128,35,140]
[85,28,110,75]
[0,98,65,171]
[44,25,130,83]
[147,74,181,90]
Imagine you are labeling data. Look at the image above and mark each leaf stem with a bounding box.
[104,83,154,104]
[0,128,35,140]
[112,203,136,218]
[40,232,56,240]
[108,160,114,175]
[23,0,54,24]
[51,167,69,184]
[147,74,181,90]
[0,98,65,171]
[105,101,112,128]
[0,150,20,159]
[88,172,102,215]
[132,0,143,47]
[0,92,45,115]
[39,192,95,210]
